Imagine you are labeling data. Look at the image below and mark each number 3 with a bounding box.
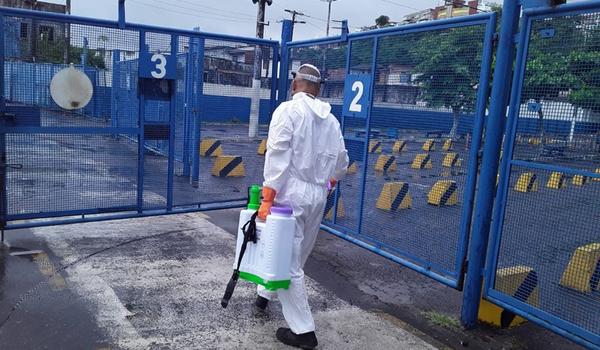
[349,81,363,113]
[151,53,167,79]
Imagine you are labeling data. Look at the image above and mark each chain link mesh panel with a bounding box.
[1,10,278,221]
[361,24,487,277]
[493,10,600,340]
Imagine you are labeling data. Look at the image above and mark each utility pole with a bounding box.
[284,9,306,32]
[249,0,272,138]
[64,0,71,64]
[321,0,339,37]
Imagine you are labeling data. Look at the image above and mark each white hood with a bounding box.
[293,92,331,119]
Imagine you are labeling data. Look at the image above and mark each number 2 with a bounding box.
[151,53,167,79]
[349,81,363,113]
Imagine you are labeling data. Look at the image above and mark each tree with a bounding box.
[521,16,580,141]
[35,38,106,69]
[375,15,391,28]
[410,25,485,138]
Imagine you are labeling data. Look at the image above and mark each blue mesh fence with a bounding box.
[488,7,600,346]
[0,9,277,221]
[286,16,494,286]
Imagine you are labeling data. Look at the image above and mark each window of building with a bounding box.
[39,25,54,41]
[20,22,28,39]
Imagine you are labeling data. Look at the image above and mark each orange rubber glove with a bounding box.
[258,186,276,221]
[329,178,337,191]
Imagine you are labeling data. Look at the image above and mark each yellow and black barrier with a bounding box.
[376,182,412,211]
[393,140,407,153]
[560,243,600,293]
[478,265,539,328]
[200,139,223,157]
[514,172,538,193]
[442,139,453,151]
[546,172,566,189]
[593,168,600,182]
[324,191,345,220]
[375,155,397,173]
[442,153,461,168]
[427,180,458,206]
[411,154,433,169]
[211,155,245,177]
[572,175,587,186]
[369,140,382,153]
[422,139,435,152]
[257,139,267,156]
[347,161,359,175]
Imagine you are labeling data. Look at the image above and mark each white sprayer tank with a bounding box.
[235,206,295,291]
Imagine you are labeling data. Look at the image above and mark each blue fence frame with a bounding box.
[482,1,600,348]
[284,13,497,289]
[0,7,279,229]
[1,3,599,349]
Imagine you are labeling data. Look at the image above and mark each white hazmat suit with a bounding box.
[258,91,349,334]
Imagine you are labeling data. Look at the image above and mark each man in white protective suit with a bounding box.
[256,63,349,349]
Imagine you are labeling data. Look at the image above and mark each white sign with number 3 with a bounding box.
[151,53,167,79]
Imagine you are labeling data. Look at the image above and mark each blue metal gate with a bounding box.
[0,7,279,230]
[282,14,496,288]
[484,2,600,348]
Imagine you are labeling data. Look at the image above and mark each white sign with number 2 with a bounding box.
[349,80,364,113]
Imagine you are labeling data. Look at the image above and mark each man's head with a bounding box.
[291,63,322,97]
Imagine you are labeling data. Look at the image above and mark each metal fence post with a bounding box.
[111,49,120,129]
[182,40,194,178]
[167,34,178,210]
[276,20,293,107]
[191,28,204,187]
[0,15,6,240]
[461,0,521,328]
[137,31,146,212]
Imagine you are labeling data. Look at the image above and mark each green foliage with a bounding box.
[375,15,391,28]
[410,26,484,114]
[35,38,106,69]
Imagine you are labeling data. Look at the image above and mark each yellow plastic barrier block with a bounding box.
[593,168,600,182]
[528,137,542,145]
[478,265,539,328]
[369,140,382,153]
[257,139,267,156]
[422,139,435,152]
[427,180,458,206]
[393,140,407,153]
[572,175,587,186]
[442,139,453,151]
[442,153,461,168]
[546,172,566,189]
[411,154,433,169]
[347,161,359,175]
[376,182,412,211]
[324,191,345,220]
[375,155,397,173]
[200,139,223,157]
[211,155,245,177]
[560,243,600,293]
[514,172,538,193]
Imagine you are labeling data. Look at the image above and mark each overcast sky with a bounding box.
[44,0,449,41]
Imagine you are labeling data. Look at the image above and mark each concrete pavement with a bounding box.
[0,213,441,349]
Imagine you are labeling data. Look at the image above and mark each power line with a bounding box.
[139,0,258,21]
[128,0,254,23]
[173,0,257,18]
[379,0,420,11]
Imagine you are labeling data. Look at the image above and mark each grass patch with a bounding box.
[422,311,461,329]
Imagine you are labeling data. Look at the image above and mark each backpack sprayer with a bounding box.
[221,185,296,308]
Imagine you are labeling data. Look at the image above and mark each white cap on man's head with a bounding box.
[291,63,323,84]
